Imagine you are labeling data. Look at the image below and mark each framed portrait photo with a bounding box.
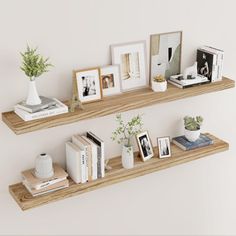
[111,41,148,91]
[74,67,103,104]
[101,65,121,96]
[157,136,172,159]
[150,31,182,81]
[136,131,154,162]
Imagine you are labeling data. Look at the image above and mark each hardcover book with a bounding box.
[172,134,213,151]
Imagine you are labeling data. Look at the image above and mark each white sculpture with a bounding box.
[183,62,198,80]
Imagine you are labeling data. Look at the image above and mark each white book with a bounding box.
[170,74,209,86]
[82,136,98,180]
[65,142,86,184]
[72,135,89,182]
[87,131,105,178]
[14,98,68,121]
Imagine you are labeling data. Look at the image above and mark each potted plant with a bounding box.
[184,116,203,142]
[111,114,143,169]
[151,75,167,92]
[20,45,53,105]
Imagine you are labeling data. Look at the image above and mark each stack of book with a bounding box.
[14,96,68,121]
[197,46,224,83]
[66,131,105,184]
[172,134,213,151]
[22,163,69,197]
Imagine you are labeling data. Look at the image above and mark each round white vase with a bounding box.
[35,153,54,179]
[26,80,41,105]
[122,145,134,169]
[184,128,200,142]
[151,81,167,92]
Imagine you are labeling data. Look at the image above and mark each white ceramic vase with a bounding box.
[152,81,167,92]
[26,80,41,105]
[121,145,134,169]
[35,153,54,179]
[184,128,200,142]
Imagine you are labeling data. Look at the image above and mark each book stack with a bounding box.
[197,46,224,83]
[65,131,105,184]
[172,134,213,151]
[14,96,68,121]
[22,163,69,197]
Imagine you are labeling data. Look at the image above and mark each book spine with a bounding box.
[172,140,187,150]
[101,143,105,178]
[80,151,87,183]
[186,141,213,151]
[92,147,98,180]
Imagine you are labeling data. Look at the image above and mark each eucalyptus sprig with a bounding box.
[111,114,143,147]
[20,45,53,81]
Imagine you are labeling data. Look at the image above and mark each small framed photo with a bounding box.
[101,65,121,96]
[150,31,182,81]
[111,41,148,91]
[74,67,103,104]
[157,136,172,159]
[136,131,154,161]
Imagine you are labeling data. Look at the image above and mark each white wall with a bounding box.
[0,0,236,235]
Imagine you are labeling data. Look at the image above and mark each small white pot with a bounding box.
[184,128,200,142]
[35,153,54,179]
[26,80,41,105]
[152,81,167,92]
[121,145,134,169]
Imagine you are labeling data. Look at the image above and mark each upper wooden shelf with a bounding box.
[2,77,234,135]
[9,133,229,210]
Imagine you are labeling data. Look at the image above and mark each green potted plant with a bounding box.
[111,114,143,169]
[151,75,167,92]
[20,45,53,105]
[184,116,203,142]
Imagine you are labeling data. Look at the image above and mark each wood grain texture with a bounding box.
[2,77,235,135]
[9,133,229,211]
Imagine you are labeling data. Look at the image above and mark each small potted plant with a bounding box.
[20,45,53,105]
[184,116,203,142]
[111,114,143,169]
[151,75,167,92]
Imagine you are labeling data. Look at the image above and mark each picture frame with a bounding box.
[157,136,172,159]
[73,67,103,104]
[111,41,148,91]
[136,131,154,162]
[100,65,122,96]
[150,31,182,82]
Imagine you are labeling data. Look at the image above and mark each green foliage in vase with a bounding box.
[111,114,143,148]
[153,75,166,82]
[184,116,203,131]
[20,45,53,81]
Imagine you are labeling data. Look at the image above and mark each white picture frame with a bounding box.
[100,65,121,96]
[157,136,172,159]
[111,41,148,91]
[74,67,103,104]
[136,131,154,162]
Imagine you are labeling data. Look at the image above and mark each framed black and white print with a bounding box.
[136,131,154,162]
[111,41,148,91]
[74,67,103,104]
[157,136,171,159]
[150,31,182,81]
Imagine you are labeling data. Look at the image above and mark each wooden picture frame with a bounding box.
[157,136,172,158]
[150,31,183,83]
[136,131,154,161]
[73,67,103,104]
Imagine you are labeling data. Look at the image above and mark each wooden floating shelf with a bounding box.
[9,133,229,211]
[2,77,235,135]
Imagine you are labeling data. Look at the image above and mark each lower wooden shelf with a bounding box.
[9,133,229,211]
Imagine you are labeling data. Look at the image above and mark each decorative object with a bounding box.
[157,136,171,158]
[20,45,53,105]
[151,75,167,92]
[74,68,103,104]
[183,62,198,79]
[150,31,182,81]
[101,65,121,96]
[136,131,154,161]
[111,41,148,91]
[184,116,203,142]
[111,114,143,169]
[35,153,54,179]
